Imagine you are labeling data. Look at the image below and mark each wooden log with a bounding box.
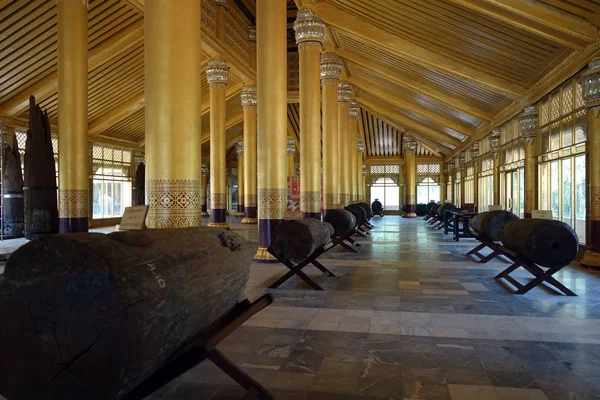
[499,219,579,268]
[133,162,145,206]
[0,227,256,400]
[324,209,356,237]
[425,201,436,212]
[344,204,367,226]
[431,203,440,215]
[371,200,383,213]
[437,202,457,218]
[272,219,333,261]
[357,202,373,218]
[2,134,24,237]
[471,210,519,241]
[24,95,58,240]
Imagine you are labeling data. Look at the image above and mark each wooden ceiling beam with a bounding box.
[356,96,461,149]
[0,19,144,119]
[349,76,475,138]
[337,49,491,122]
[124,0,144,12]
[408,132,446,158]
[298,0,527,100]
[446,0,595,50]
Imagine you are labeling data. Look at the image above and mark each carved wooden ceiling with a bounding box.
[2,0,600,160]
[296,0,600,159]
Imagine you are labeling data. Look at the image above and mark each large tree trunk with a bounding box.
[272,219,333,261]
[345,204,367,226]
[324,209,356,237]
[499,219,579,268]
[2,135,24,237]
[0,227,256,400]
[24,95,58,240]
[357,202,372,218]
[437,202,457,218]
[471,210,519,241]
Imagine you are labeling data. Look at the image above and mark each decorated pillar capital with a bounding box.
[470,142,479,163]
[201,162,209,176]
[458,153,466,171]
[241,86,257,108]
[356,136,364,153]
[248,24,256,44]
[287,138,296,155]
[206,59,229,87]
[581,58,600,109]
[362,165,367,179]
[489,128,500,157]
[519,105,538,144]
[338,81,353,103]
[349,100,360,119]
[320,52,342,81]
[294,8,325,45]
[403,136,417,153]
[236,140,244,157]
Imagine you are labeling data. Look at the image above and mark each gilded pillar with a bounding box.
[206,59,229,229]
[146,0,202,228]
[459,153,466,207]
[520,106,538,218]
[349,101,360,203]
[440,165,447,202]
[354,131,363,203]
[581,60,600,268]
[201,163,209,216]
[236,141,245,216]
[287,139,296,177]
[295,8,324,219]
[321,53,342,213]
[403,136,417,217]
[471,144,479,209]
[338,82,352,206]
[360,164,367,202]
[242,87,258,224]
[255,0,287,261]
[490,129,501,206]
[216,0,227,41]
[58,0,88,233]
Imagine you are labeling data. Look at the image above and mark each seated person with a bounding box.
[371,198,384,217]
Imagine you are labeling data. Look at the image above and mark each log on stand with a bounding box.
[499,219,579,269]
[2,134,24,237]
[133,162,145,206]
[345,204,367,236]
[268,219,336,290]
[272,218,333,261]
[471,210,519,241]
[0,227,262,400]
[24,95,58,240]
[324,209,356,237]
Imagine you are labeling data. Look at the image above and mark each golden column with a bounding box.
[295,8,324,219]
[201,162,209,217]
[581,60,600,268]
[57,0,89,233]
[355,135,364,203]
[236,141,245,217]
[490,129,501,206]
[216,0,227,40]
[338,81,353,206]
[440,165,447,202]
[403,136,417,217]
[206,59,229,229]
[287,139,296,177]
[146,0,202,228]
[459,153,466,207]
[242,86,258,224]
[255,0,287,261]
[448,164,455,204]
[321,53,342,213]
[519,106,538,218]
[471,143,479,209]
[349,101,360,203]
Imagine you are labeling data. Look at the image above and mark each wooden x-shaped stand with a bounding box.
[267,246,336,291]
[495,248,576,296]
[124,294,276,400]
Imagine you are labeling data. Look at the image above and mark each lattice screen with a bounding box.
[370,165,400,184]
[417,163,441,183]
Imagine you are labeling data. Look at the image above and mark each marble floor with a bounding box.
[2,217,600,399]
[146,216,600,400]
